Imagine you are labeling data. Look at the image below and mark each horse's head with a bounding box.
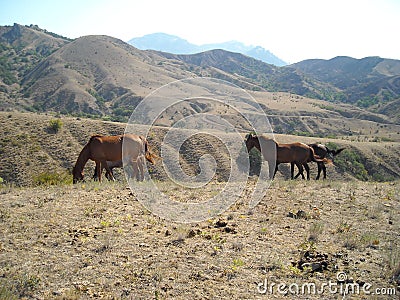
[245,132,259,152]
[72,166,84,184]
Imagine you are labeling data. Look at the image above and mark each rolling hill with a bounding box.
[1,23,400,124]
[292,56,400,107]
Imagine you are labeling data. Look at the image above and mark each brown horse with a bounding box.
[291,143,344,180]
[73,134,156,183]
[93,155,146,181]
[93,160,123,181]
[245,133,328,180]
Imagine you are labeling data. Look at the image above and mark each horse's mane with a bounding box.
[89,135,103,141]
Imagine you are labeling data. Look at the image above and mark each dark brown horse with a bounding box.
[93,160,123,181]
[291,143,344,180]
[245,133,328,180]
[93,155,146,181]
[73,134,156,183]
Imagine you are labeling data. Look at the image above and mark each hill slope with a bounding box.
[21,35,198,117]
[0,24,70,110]
[2,24,400,126]
[291,56,400,107]
[0,111,399,186]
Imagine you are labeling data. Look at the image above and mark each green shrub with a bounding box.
[332,147,369,181]
[0,284,18,300]
[48,118,62,133]
[33,171,72,186]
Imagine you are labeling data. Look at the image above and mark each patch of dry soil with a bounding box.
[0,179,399,299]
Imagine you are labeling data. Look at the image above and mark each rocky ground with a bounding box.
[0,178,399,299]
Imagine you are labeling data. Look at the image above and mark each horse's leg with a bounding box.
[93,165,99,180]
[273,163,279,179]
[303,163,310,180]
[133,161,140,181]
[95,161,102,182]
[128,157,139,181]
[316,162,321,180]
[105,167,110,180]
[290,162,295,179]
[127,164,134,179]
[102,160,115,182]
[105,167,115,181]
[121,156,131,179]
[322,163,327,180]
[267,161,275,180]
[294,163,304,179]
[136,163,141,181]
[138,157,144,181]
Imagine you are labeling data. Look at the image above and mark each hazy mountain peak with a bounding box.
[128,33,287,66]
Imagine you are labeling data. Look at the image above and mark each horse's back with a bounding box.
[121,134,144,159]
[123,133,143,143]
[88,135,124,161]
[277,142,310,163]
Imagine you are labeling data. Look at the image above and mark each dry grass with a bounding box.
[0,179,398,299]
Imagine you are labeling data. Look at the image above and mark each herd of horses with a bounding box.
[245,133,344,180]
[72,133,344,183]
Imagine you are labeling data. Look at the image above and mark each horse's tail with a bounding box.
[310,148,331,164]
[144,140,158,165]
[331,147,345,156]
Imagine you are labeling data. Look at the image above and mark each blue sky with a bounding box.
[1,0,399,63]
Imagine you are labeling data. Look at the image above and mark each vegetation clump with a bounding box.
[48,118,63,133]
[33,171,71,186]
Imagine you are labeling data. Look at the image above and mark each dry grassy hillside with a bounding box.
[0,109,399,186]
[0,112,125,186]
[22,35,197,116]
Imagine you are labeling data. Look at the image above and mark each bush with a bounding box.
[332,147,369,181]
[48,118,62,133]
[33,171,72,186]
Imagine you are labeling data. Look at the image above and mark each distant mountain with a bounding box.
[128,33,197,54]
[128,33,287,66]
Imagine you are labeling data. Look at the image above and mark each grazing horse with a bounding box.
[245,133,328,180]
[291,143,344,180]
[73,134,156,183]
[93,155,146,181]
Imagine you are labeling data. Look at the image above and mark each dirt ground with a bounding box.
[0,178,399,299]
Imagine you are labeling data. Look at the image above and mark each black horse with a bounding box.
[292,143,345,180]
